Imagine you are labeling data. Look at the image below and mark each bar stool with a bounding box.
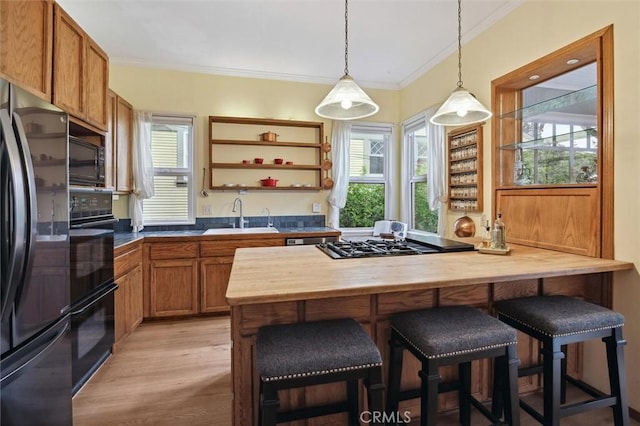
[494,295,629,426]
[386,305,520,426]
[256,318,385,425]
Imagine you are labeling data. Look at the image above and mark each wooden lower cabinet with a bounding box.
[149,258,199,317]
[200,256,234,313]
[114,243,144,350]
[144,237,283,318]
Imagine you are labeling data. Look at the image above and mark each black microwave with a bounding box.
[69,136,105,186]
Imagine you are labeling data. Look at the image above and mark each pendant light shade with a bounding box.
[315,74,379,120]
[429,87,492,126]
[315,0,379,121]
[430,0,492,126]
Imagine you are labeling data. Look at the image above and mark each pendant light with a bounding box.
[430,0,492,126]
[315,0,379,120]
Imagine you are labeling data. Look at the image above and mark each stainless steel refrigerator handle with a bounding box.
[11,113,38,306]
[0,320,69,385]
[0,110,27,320]
[70,217,119,229]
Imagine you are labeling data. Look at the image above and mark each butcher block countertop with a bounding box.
[226,242,634,305]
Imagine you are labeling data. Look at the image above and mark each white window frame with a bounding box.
[340,123,394,236]
[402,114,438,235]
[143,114,195,225]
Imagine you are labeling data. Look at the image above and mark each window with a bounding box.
[339,124,392,228]
[404,119,438,233]
[143,115,194,224]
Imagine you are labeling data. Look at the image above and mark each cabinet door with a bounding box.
[52,4,84,118]
[149,259,198,317]
[0,0,53,101]
[104,90,117,189]
[126,265,143,331]
[115,96,133,192]
[84,38,108,130]
[114,274,128,345]
[200,256,234,313]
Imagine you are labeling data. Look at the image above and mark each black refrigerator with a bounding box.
[1,79,73,425]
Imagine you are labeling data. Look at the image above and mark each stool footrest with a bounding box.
[518,364,543,377]
[565,375,606,399]
[561,396,618,418]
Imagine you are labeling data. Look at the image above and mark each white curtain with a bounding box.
[130,111,154,232]
[424,107,448,236]
[327,120,352,228]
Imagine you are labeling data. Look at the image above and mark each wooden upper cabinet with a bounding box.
[0,0,53,100]
[52,3,108,131]
[85,38,108,129]
[105,90,117,189]
[115,96,133,192]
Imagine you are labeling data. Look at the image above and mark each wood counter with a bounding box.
[226,243,633,425]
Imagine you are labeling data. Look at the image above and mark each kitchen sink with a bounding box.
[202,227,279,235]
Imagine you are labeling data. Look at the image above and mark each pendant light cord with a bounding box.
[344,0,349,76]
[457,0,463,88]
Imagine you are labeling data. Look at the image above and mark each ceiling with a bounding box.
[56,0,524,90]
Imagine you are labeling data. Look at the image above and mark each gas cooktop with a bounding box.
[317,236,475,259]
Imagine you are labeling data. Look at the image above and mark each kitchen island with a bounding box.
[226,242,634,425]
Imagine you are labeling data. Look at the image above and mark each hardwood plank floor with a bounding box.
[73,317,232,426]
[73,316,637,425]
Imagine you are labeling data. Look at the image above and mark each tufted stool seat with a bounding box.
[494,295,629,426]
[256,318,384,425]
[387,305,520,426]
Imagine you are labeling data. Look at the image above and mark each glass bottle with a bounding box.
[481,220,492,248]
[491,213,507,249]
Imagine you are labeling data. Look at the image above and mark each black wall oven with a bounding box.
[69,187,117,394]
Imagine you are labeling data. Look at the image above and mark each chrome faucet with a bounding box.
[50,199,55,236]
[232,198,248,229]
[263,208,272,227]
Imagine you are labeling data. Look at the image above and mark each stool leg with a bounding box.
[347,379,359,425]
[260,382,279,426]
[542,341,563,426]
[458,362,471,426]
[387,331,404,416]
[366,366,386,425]
[419,360,439,426]
[504,344,521,426]
[560,345,568,404]
[604,327,629,426]
[491,355,505,419]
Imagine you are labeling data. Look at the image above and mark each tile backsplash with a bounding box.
[114,215,326,233]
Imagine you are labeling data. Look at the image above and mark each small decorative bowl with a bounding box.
[285,161,293,165]
[254,158,264,164]
[274,158,283,165]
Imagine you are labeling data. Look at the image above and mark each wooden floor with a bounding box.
[73,316,637,426]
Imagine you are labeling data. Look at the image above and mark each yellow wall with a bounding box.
[400,0,640,411]
[109,67,399,220]
[109,0,640,411]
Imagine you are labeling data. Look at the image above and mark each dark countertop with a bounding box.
[114,227,340,249]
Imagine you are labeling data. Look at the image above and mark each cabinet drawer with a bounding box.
[114,246,142,278]
[200,238,282,257]
[148,242,198,260]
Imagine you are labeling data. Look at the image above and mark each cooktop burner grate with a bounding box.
[317,237,475,259]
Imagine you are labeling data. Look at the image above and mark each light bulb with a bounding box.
[456,109,468,117]
[340,99,353,110]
